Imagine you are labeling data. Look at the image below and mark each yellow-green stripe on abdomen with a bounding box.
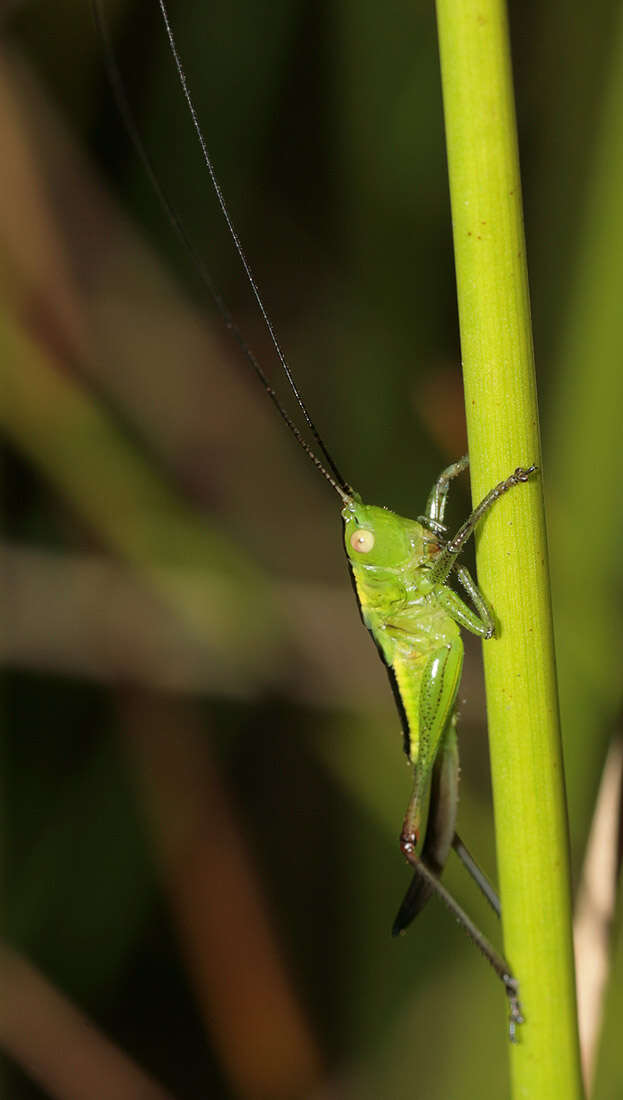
[393,639,463,769]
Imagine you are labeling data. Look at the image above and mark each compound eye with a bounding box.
[350,528,375,554]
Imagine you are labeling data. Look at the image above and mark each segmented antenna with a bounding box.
[91,0,351,502]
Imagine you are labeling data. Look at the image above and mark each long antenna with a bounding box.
[91,0,351,501]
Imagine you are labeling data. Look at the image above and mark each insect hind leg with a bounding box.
[393,720,460,934]
[452,833,501,917]
[397,833,524,1041]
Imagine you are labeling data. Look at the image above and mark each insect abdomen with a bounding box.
[393,638,463,770]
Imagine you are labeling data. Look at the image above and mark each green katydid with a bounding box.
[343,461,534,1041]
[94,0,537,1040]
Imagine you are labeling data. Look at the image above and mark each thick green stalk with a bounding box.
[434,1,583,1096]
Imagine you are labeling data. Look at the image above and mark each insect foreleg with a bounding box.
[431,464,537,584]
[422,455,469,529]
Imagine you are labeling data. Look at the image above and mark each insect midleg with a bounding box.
[455,564,495,637]
[435,585,494,637]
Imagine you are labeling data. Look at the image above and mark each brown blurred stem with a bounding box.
[0,945,177,1100]
[121,693,324,1100]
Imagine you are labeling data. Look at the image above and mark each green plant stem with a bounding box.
[434,1,583,1096]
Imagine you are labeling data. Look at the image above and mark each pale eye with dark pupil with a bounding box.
[350,529,375,553]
